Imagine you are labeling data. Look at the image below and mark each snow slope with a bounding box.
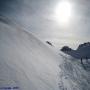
[0,18,90,90]
[0,20,60,90]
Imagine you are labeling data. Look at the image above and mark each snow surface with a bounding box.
[0,20,60,90]
[0,18,90,90]
[59,53,90,90]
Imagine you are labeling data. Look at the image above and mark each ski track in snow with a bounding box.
[59,53,90,90]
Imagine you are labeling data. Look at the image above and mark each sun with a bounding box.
[54,1,72,25]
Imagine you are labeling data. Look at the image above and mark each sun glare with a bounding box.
[54,1,72,25]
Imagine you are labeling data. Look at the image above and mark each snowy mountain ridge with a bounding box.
[61,42,90,59]
[0,20,60,90]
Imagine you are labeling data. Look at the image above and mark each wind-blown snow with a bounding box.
[0,20,60,90]
[0,18,90,90]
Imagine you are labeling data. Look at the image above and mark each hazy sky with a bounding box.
[0,0,90,49]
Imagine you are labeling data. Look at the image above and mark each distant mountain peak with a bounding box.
[78,42,90,49]
[61,42,90,60]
